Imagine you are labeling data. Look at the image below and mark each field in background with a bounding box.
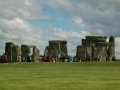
[0,62,120,90]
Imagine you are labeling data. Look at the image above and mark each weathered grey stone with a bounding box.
[82,39,86,45]
[5,42,14,62]
[107,46,115,61]
[5,43,40,62]
[107,36,115,61]
[97,46,107,61]
[86,46,92,58]
[21,45,40,62]
[12,45,21,62]
[76,36,116,62]
[44,46,49,57]
[21,45,30,62]
[92,46,99,60]
[109,36,115,43]
[76,46,86,61]
[86,36,107,42]
[32,47,40,62]
[44,40,68,61]
[5,42,21,62]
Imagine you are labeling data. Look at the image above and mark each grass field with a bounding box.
[0,62,120,90]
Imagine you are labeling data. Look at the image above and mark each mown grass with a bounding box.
[0,62,120,90]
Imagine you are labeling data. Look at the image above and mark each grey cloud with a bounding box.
[39,0,120,58]
[0,0,43,54]
[0,0,120,58]
[41,0,120,36]
[0,0,49,20]
[44,27,90,56]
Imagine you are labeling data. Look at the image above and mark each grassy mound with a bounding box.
[0,62,120,90]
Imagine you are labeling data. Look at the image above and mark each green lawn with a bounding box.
[0,62,120,90]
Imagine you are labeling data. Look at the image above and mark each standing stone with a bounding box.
[5,42,21,62]
[12,45,21,62]
[107,36,115,61]
[97,46,107,61]
[32,47,40,62]
[76,46,86,61]
[76,36,116,62]
[21,45,40,62]
[92,46,99,61]
[44,46,49,57]
[44,40,68,61]
[21,45,30,62]
[86,46,92,61]
[5,42,14,62]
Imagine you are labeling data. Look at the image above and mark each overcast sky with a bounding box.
[0,0,120,58]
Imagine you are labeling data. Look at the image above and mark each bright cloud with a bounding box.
[0,0,43,54]
[72,16,84,27]
[0,0,120,58]
[43,26,90,56]
[42,0,120,36]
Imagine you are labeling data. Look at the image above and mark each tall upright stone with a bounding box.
[21,45,30,62]
[107,36,115,61]
[5,42,14,62]
[86,46,92,60]
[97,46,107,61]
[45,40,68,60]
[44,46,49,57]
[32,47,40,62]
[92,46,99,61]
[21,45,40,62]
[76,36,116,62]
[76,46,86,61]
[12,45,21,62]
[5,42,21,62]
